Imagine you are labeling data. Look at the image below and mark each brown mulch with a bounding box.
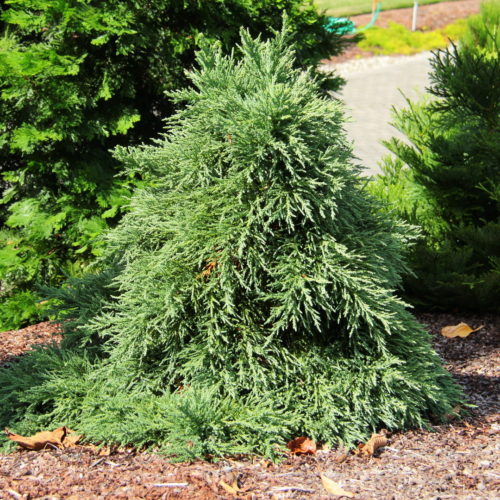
[329,0,482,63]
[0,321,62,366]
[0,313,499,499]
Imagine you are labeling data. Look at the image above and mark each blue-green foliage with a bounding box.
[370,1,500,311]
[0,0,351,331]
[0,27,463,459]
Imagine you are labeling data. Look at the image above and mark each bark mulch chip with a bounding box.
[0,312,498,499]
[0,321,62,367]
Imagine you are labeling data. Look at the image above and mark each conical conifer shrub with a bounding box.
[0,26,463,460]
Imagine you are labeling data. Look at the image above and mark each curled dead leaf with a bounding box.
[197,259,218,279]
[98,445,112,456]
[354,432,388,457]
[441,323,484,338]
[219,479,240,495]
[287,436,317,455]
[320,474,354,498]
[334,447,349,464]
[62,430,82,448]
[4,426,81,451]
[85,444,113,456]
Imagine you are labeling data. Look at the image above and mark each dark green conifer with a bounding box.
[0,0,349,330]
[370,1,499,311]
[0,26,463,460]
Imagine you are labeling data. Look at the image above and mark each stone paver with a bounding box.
[324,52,433,175]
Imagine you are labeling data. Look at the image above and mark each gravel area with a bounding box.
[350,0,481,31]
[322,0,481,79]
[0,313,498,499]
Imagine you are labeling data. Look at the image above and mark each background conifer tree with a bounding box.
[0,26,463,459]
[369,1,499,311]
[0,0,350,330]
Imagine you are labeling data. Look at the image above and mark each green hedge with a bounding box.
[0,0,351,331]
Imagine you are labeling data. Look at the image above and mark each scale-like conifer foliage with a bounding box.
[0,27,463,459]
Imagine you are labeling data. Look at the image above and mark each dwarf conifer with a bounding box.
[0,26,463,459]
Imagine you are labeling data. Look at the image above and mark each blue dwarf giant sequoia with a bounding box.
[0,25,463,460]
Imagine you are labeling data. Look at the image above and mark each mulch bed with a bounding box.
[0,322,62,366]
[0,312,498,499]
[328,0,482,63]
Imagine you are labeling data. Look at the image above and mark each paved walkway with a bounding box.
[324,51,433,175]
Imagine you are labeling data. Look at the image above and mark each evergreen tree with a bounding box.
[0,27,463,460]
[370,1,500,311]
[0,0,350,330]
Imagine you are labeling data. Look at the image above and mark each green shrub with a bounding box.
[0,0,352,331]
[358,19,467,55]
[369,0,500,311]
[0,291,43,331]
[0,26,463,459]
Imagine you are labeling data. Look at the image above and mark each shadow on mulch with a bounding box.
[453,373,500,417]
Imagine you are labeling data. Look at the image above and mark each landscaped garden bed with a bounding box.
[1,1,497,499]
[0,314,497,498]
[327,0,482,63]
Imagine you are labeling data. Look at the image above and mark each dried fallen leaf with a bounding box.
[441,322,484,338]
[4,427,67,451]
[197,259,218,279]
[85,443,113,456]
[62,429,82,448]
[354,432,388,457]
[320,474,354,498]
[334,447,349,464]
[220,479,240,495]
[287,436,317,455]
